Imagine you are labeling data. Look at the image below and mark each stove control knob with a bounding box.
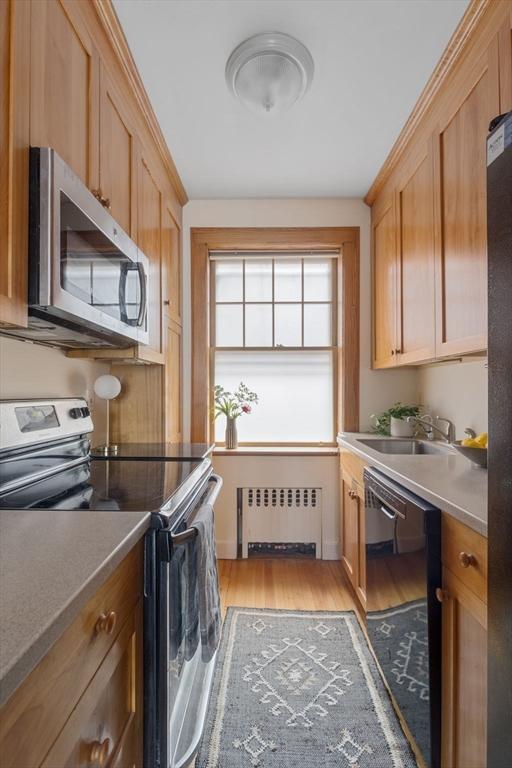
[81,406,91,418]
[69,408,82,419]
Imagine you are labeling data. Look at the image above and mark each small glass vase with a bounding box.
[225,416,238,449]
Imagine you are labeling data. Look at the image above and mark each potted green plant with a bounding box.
[371,402,420,437]
[214,383,258,449]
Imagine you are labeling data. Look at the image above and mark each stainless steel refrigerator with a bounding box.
[487,110,512,767]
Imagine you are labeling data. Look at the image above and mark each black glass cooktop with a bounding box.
[0,457,210,517]
[90,443,214,461]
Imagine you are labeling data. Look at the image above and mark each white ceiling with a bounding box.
[114,0,469,199]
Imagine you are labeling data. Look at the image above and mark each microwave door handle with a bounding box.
[136,262,147,328]
[119,263,129,324]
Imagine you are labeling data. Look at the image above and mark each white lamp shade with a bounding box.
[94,374,121,401]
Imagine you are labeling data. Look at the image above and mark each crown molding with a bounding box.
[365,0,495,205]
[92,0,188,206]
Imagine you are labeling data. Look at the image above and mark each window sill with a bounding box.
[212,445,339,457]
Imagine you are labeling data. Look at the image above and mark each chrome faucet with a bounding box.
[407,415,456,443]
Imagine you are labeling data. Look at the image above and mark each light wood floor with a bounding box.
[218,557,358,616]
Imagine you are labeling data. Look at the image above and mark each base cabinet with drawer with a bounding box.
[440,514,488,768]
[0,543,144,768]
[339,450,367,608]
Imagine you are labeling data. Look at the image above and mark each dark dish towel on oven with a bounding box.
[191,502,221,662]
[169,502,221,662]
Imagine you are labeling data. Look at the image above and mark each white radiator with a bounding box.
[240,487,322,558]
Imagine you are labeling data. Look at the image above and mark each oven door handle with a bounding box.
[170,474,223,546]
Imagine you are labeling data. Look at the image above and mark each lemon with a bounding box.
[462,438,485,448]
[474,432,488,448]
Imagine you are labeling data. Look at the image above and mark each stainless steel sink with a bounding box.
[356,438,454,455]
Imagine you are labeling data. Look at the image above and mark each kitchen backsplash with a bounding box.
[0,337,109,444]
[418,357,488,440]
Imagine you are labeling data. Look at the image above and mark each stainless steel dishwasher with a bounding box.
[363,467,441,768]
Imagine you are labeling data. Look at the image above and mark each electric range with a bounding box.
[0,398,222,768]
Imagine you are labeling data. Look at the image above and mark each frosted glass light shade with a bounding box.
[226,33,314,114]
[94,374,121,400]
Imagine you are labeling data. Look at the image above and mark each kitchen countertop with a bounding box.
[0,508,151,707]
[338,433,487,537]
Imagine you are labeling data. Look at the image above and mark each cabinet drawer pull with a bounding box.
[459,551,476,569]
[95,610,117,635]
[348,489,357,499]
[87,737,111,767]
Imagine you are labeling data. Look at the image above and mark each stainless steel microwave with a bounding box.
[2,147,149,349]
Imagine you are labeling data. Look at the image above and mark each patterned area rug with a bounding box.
[197,608,418,767]
[366,600,430,765]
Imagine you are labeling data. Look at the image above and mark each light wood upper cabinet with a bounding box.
[29,0,99,188]
[396,142,436,365]
[498,9,512,112]
[162,202,182,327]
[166,323,182,442]
[98,65,137,238]
[138,152,163,358]
[369,3,512,368]
[0,0,30,328]
[433,38,500,358]
[372,200,398,368]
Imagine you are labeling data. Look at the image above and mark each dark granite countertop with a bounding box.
[91,442,214,461]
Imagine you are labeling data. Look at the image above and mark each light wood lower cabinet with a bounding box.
[0,544,143,768]
[339,452,366,608]
[440,514,487,768]
[42,602,143,768]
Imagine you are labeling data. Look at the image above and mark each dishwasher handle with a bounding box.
[379,504,402,521]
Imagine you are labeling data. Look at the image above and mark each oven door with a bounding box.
[30,147,149,346]
[146,474,222,768]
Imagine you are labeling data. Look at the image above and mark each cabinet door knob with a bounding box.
[391,349,395,356]
[459,551,476,569]
[395,348,402,354]
[95,610,117,635]
[435,587,445,603]
[87,737,111,767]
[163,300,170,306]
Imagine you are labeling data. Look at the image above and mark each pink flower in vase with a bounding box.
[242,405,251,414]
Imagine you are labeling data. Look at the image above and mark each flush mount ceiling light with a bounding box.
[225,32,314,114]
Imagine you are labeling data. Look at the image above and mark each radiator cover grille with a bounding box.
[239,486,322,559]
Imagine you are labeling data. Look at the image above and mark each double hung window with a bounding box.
[210,252,338,444]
